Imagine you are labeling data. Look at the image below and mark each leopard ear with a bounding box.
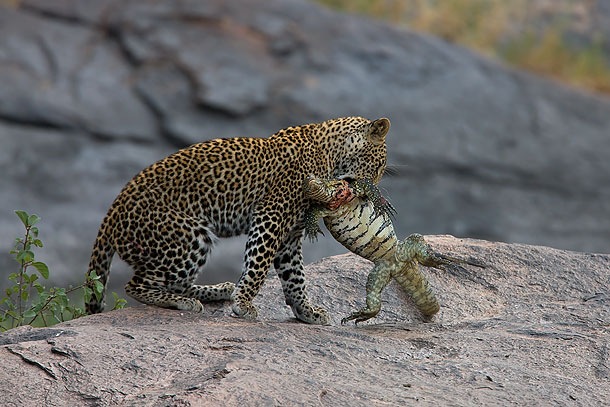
[367,118,390,145]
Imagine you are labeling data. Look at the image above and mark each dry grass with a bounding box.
[317,0,610,94]
[502,27,610,93]
[0,0,21,7]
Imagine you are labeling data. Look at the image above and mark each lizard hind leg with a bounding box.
[341,262,392,324]
[398,233,485,270]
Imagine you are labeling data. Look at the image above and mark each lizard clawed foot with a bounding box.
[420,251,486,272]
[435,253,486,269]
[341,308,380,325]
[348,179,396,218]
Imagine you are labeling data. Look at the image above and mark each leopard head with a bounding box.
[331,117,390,184]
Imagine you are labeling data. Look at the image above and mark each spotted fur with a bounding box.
[86,117,390,324]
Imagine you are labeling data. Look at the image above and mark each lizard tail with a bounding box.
[393,263,440,319]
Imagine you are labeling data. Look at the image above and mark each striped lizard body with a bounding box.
[304,176,482,324]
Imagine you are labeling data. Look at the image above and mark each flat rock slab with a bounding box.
[1,236,608,406]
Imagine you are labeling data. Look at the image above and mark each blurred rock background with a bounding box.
[322,0,610,93]
[1,0,609,299]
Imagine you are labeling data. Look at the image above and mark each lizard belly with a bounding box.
[324,198,397,261]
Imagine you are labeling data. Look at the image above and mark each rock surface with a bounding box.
[1,0,610,297]
[0,236,608,406]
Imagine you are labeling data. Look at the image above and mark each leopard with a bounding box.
[85,116,390,324]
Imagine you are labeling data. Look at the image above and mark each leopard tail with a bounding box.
[85,225,116,314]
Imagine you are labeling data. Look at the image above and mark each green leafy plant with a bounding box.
[0,210,126,332]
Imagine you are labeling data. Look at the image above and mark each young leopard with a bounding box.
[86,116,390,324]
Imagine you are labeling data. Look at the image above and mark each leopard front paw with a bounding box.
[292,304,331,325]
[231,301,258,320]
[178,298,204,313]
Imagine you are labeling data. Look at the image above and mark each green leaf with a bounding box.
[6,310,20,320]
[111,292,127,310]
[23,309,37,319]
[22,273,35,284]
[36,292,49,304]
[16,250,35,264]
[33,239,43,248]
[15,210,29,227]
[32,262,49,279]
[83,287,92,303]
[57,294,69,308]
[27,214,40,227]
[71,308,86,319]
[30,227,39,238]
[47,314,60,325]
[94,280,104,294]
[11,240,23,254]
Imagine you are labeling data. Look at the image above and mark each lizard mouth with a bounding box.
[328,181,356,210]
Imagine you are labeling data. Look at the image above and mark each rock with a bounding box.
[1,0,610,299]
[0,236,608,406]
[0,5,158,141]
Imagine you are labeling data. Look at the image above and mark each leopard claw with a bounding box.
[179,298,204,313]
[231,301,258,320]
[292,304,331,325]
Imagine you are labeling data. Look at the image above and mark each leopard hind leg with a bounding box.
[125,272,205,312]
[122,215,234,312]
[165,225,235,304]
